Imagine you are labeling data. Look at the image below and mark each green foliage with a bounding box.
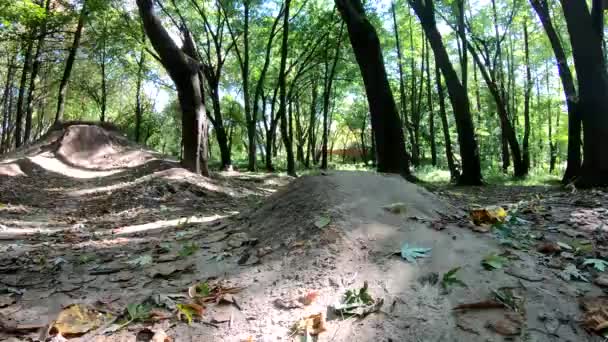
[482,254,508,270]
[441,267,466,291]
[178,242,199,258]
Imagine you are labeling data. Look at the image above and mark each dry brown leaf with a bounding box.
[292,313,326,336]
[580,296,608,334]
[151,329,172,342]
[453,300,505,311]
[537,242,561,254]
[299,291,319,306]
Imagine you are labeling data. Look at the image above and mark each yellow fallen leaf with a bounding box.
[51,304,106,336]
[293,313,326,336]
[471,206,507,226]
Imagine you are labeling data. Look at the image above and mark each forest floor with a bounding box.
[0,123,607,342]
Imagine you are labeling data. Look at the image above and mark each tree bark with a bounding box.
[336,0,411,178]
[278,0,295,176]
[135,36,145,143]
[425,38,437,166]
[321,24,344,170]
[136,0,208,176]
[54,0,87,124]
[305,78,317,168]
[435,61,458,180]
[409,0,482,184]
[24,0,51,144]
[1,58,16,153]
[560,0,608,186]
[15,39,33,148]
[391,2,410,151]
[530,0,581,183]
[522,19,531,173]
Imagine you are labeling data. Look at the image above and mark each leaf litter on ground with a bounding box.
[332,281,383,317]
[441,267,466,291]
[314,216,331,229]
[398,243,432,263]
[482,253,509,270]
[584,258,608,272]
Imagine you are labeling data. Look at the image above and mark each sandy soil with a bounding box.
[0,124,607,342]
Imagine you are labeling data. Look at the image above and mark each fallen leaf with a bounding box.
[199,231,229,244]
[127,255,153,267]
[399,243,431,263]
[383,202,407,214]
[314,216,331,229]
[333,282,383,317]
[51,304,107,337]
[580,296,608,334]
[176,303,204,324]
[487,316,522,336]
[482,254,508,270]
[557,241,573,251]
[0,313,46,334]
[453,300,505,310]
[584,258,608,272]
[537,242,561,254]
[559,264,589,282]
[300,291,319,305]
[471,206,507,225]
[292,313,326,337]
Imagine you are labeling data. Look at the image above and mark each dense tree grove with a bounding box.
[1,0,607,185]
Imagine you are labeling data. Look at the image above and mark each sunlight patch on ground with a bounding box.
[29,154,124,178]
[0,162,26,176]
[112,214,231,235]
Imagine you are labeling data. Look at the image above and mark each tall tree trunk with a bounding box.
[546,63,556,173]
[278,0,295,176]
[15,40,33,148]
[208,84,232,170]
[305,78,317,168]
[241,0,255,171]
[560,0,608,186]
[100,28,107,122]
[135,43,145,143]
[321,24,344,170]
[136,0,208,175]
[24,0,51,144]
[425,38,437,166]
[409,0,482,184]
[1,59,16,153]
[54,0,87,124]
[436,62,458,180]
[530,0,581,183]
[391,2,409,143]
[336,0,411,177]
[522,19,531,173]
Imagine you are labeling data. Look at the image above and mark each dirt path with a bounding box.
[1,124,607,342]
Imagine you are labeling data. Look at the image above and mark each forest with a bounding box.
[2,0,606,186]
[2,0,608,341]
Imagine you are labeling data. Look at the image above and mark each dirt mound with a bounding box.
[0,122,160,176]
[243,171,458,244]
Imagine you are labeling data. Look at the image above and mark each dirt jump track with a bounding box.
[1,123,607,341]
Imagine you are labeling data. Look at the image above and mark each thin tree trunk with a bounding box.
[391,2,410,148]
[425,38,436,166]
[24,0,51,144]
[1,59,16,153]
[278,0,295,176]
[410,0,482,184]
[336,0,411,177]
[55,0,87,124]
[436,62,457,180]
[522,19,531,173]
[530,0,581,183]
[305,78,317,168]
[321,23,344,170]
[15,40,33,147]
[135,41,145,143]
